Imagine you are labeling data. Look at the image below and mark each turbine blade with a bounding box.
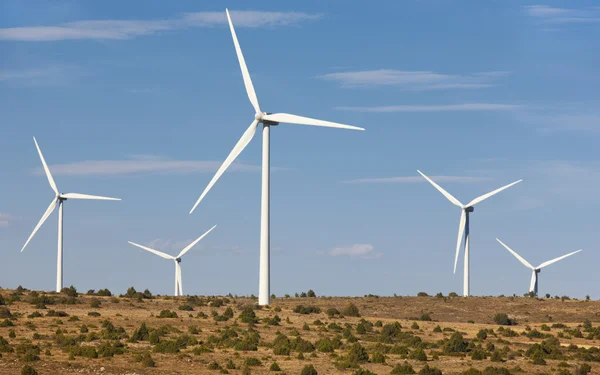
[262,113,364,131]
[466,179,522,207]
[127,241,174,260]
[33,137,58,194]
[177,225,217,259]
[496,238,534,269]
[226,9,260,113]
[537,249,582,269]
[21,198,58,252]
[61,193,121,201]
[454,210,466,273]
[190,120,259,214]
[530,271,537,293]
[417,170,463,207]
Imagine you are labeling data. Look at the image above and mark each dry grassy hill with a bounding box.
[0,287,599,375]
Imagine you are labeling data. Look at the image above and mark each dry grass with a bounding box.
[0,288,598,374]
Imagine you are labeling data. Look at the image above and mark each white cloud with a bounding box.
[32,155,266,176]
[0,11,322,42]
[335,103,522,113]
[524,5,600,24]
[328,244,382,259]
[344,176,492,184]
[0,213,12,227]
[319,69,510,90]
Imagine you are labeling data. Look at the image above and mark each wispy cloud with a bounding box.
[0,213,13,227]
[32,155,267,176]
[0,65,79,86]
[326,244,382,259]
[320,70,510,90]
[0,10,322,42]
[344,176,492,184]
[524,5,600,24]
[336,103,522,113]
[516,110,600,133]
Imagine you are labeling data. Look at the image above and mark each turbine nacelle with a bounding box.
[175,257,182,263]
[463,206,474,213]
[255,112,279,125]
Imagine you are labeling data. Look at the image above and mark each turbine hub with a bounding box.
[175,257,182,263]
[465,206,474,213]
[58,194,67,202]
[254,112,264,121]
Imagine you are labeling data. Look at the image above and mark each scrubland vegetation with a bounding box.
[0,287,598,374]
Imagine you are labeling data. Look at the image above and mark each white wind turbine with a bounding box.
[417,170,522,297]
[21,137,121,292]
[128,225,217,296]
[189,9,364,306]
[496,238,582,297]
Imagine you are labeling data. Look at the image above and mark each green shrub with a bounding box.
[89,298,101,308]
[88,311,101,317]
[97,288,112,297]
[327,308,340,317]
[417,292,429,297]
[410,348,427,361]
[244,357,262,366]
[371,351,386,363]
[270,362,281,371]
[443,332,468,354]
[433,325,442,333]
[0,319,14,327]
[21,365,38,375]
[493,313,515,326]
[158,310,178,318]
[239,306,259,323]
[419,313,432,321]
[61,286,78,297]
[347,343,369,364]
[294,305,321,314]
[353,369,377,375]
[208,361,222,370]
[134,352,156,367]
[27,311,42,319]
[482,366,512,375]
[391,362,416,374]
[342,303,361,317]
[300,365,318,375]
[418,364,442,375]
[307,290,316,298]
[179,304,194,311]
[477,329,488,340]
[411,322,420,330]
[471,348,487,360]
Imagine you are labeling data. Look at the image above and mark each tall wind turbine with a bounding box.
[496,238,582,297]
[417,170,522,297]
[128,225,216,296]
[21,137,121,292]
[189,9,364,306]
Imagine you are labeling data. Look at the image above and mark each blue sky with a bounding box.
[1,1,599,298]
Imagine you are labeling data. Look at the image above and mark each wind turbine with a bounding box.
[417,170,522,297]
[189,9,364,306]
[21,137,121,292]
[496,238,582,297]
[128,225,217,296]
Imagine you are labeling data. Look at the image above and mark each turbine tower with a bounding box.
[21,137,121,292]
[417,170,522,297]
[496,238,582,296]
[128,225,216,296]
[189,9,364,306]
